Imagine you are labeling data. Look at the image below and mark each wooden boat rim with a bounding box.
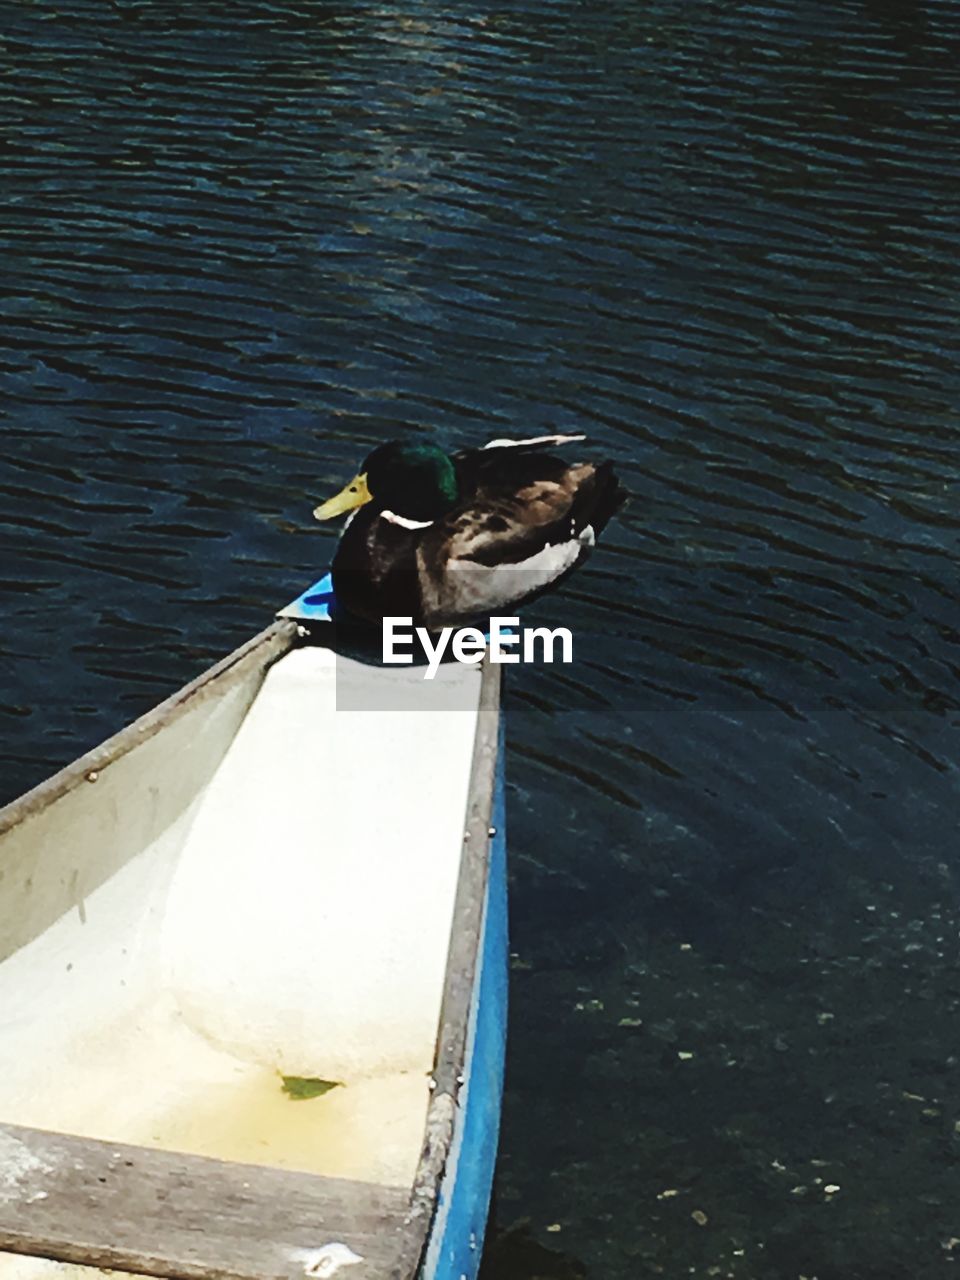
[396,659,502,1278]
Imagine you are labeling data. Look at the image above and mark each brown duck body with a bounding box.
[329,436,625,630]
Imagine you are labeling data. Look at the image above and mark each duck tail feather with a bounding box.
[575,461,628,536]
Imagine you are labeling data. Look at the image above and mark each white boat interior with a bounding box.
[0,640,483,1245]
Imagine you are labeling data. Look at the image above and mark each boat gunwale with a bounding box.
[0,619,298,841]
[393,658,503,1280]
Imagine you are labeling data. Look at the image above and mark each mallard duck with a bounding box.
[313,434,625,629]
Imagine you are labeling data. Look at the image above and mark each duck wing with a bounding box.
[452,433,587,498]
[417,460,624,626]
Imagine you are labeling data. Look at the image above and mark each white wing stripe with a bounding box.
[482,433,586,450]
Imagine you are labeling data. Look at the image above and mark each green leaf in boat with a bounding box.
[280,1075,341,1101]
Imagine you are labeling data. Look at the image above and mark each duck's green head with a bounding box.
[313,441,459,524]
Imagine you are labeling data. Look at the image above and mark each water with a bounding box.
[3,2,960,1276]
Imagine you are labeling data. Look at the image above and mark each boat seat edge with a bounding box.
[0,1121,409,1280]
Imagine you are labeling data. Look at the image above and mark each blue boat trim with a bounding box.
[277,573,335,623]
[420,719,508,1280]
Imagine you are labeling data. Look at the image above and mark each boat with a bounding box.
[0,575,507,1280]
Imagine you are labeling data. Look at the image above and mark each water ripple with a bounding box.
[3,1,960,1274]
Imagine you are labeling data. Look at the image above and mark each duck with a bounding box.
[312,433,625,629]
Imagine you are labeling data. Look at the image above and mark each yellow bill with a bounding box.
[313,473,372,521]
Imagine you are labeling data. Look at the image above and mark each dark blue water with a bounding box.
[3,3,960,1276]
